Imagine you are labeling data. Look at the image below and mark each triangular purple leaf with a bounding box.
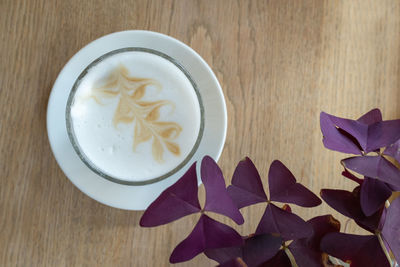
[320,110,400,153]
[367,120,400,152]
[384,139,400,164]
[260,250,291,267]
[288,215,341,267]
[140,163,201,227]
[255,203,313,241]
[227,157,268,209]
[242,234,283,266]
[320,233,390,267]
[201,156,244,225]
[342,156,400,189]
[206,233,282,266]
[382,197,400,262]
[320,188,381,233]
[328,114,369,151]
[205,245,242,265]
[357,108,382,124]
[169,214,243,263]
[269,160,321,207]
[320,112,362,154]
[360,177,392,216]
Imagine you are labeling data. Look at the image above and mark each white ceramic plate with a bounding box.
[46,30,227,210]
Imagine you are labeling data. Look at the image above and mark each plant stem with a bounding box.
[383,200,397,267]
[284,248,299,267]
[376,231,393,266]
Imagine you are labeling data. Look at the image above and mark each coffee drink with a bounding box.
[68,49,202,183]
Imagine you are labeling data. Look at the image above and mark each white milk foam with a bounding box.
[70,51,201,181]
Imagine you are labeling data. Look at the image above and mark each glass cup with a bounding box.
[65,47,204,185]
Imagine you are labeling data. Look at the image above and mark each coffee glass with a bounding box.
[66,47,204,185]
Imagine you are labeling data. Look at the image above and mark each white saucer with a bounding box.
[46,30,227,210]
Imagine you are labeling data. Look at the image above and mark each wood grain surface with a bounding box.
[1,0,400,266]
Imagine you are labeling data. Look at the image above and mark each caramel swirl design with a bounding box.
[90,65,182,162]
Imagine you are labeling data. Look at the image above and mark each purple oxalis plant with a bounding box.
[140,108,400,267]
[320,109,400,267]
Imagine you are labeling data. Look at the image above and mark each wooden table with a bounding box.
[1,1,400,266]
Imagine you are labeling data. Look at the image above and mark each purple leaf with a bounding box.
[242,234,283,266]
[342,169,363,185]
[260,250,291,267]
[140,163,201,227]
[218,258,247,267]
[382,197,400,262]
[320,233,390,267]
[327,115,369,150]
[378,207,387,232]
[384,139,400,163]
[357,108,382,124]
[227,157,268,209]
[320,112,362,155]
[320,110,400,153]
[320,188,381,233]
[205,246,242,265]
[268,160,321,207]
[367,120,400,152]
[288,215,341,267]
[201,156,244,225]
[342,156,400,189]
[169,214,243,263]
[360,177,392,216]
[206,233,282,266]
[255,203,313,240]
[387,182,400,192]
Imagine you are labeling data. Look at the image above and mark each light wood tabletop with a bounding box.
[1,1,400,266]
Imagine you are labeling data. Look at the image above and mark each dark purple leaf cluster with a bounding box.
[140,157,244,263]
[140,156,343,266]
[320,109,400,266]
[139,108,400,267]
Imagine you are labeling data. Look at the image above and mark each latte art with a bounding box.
[90,64,182,162]
[69,50,201,182]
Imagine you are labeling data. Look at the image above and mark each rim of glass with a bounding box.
[65,47,205,186]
